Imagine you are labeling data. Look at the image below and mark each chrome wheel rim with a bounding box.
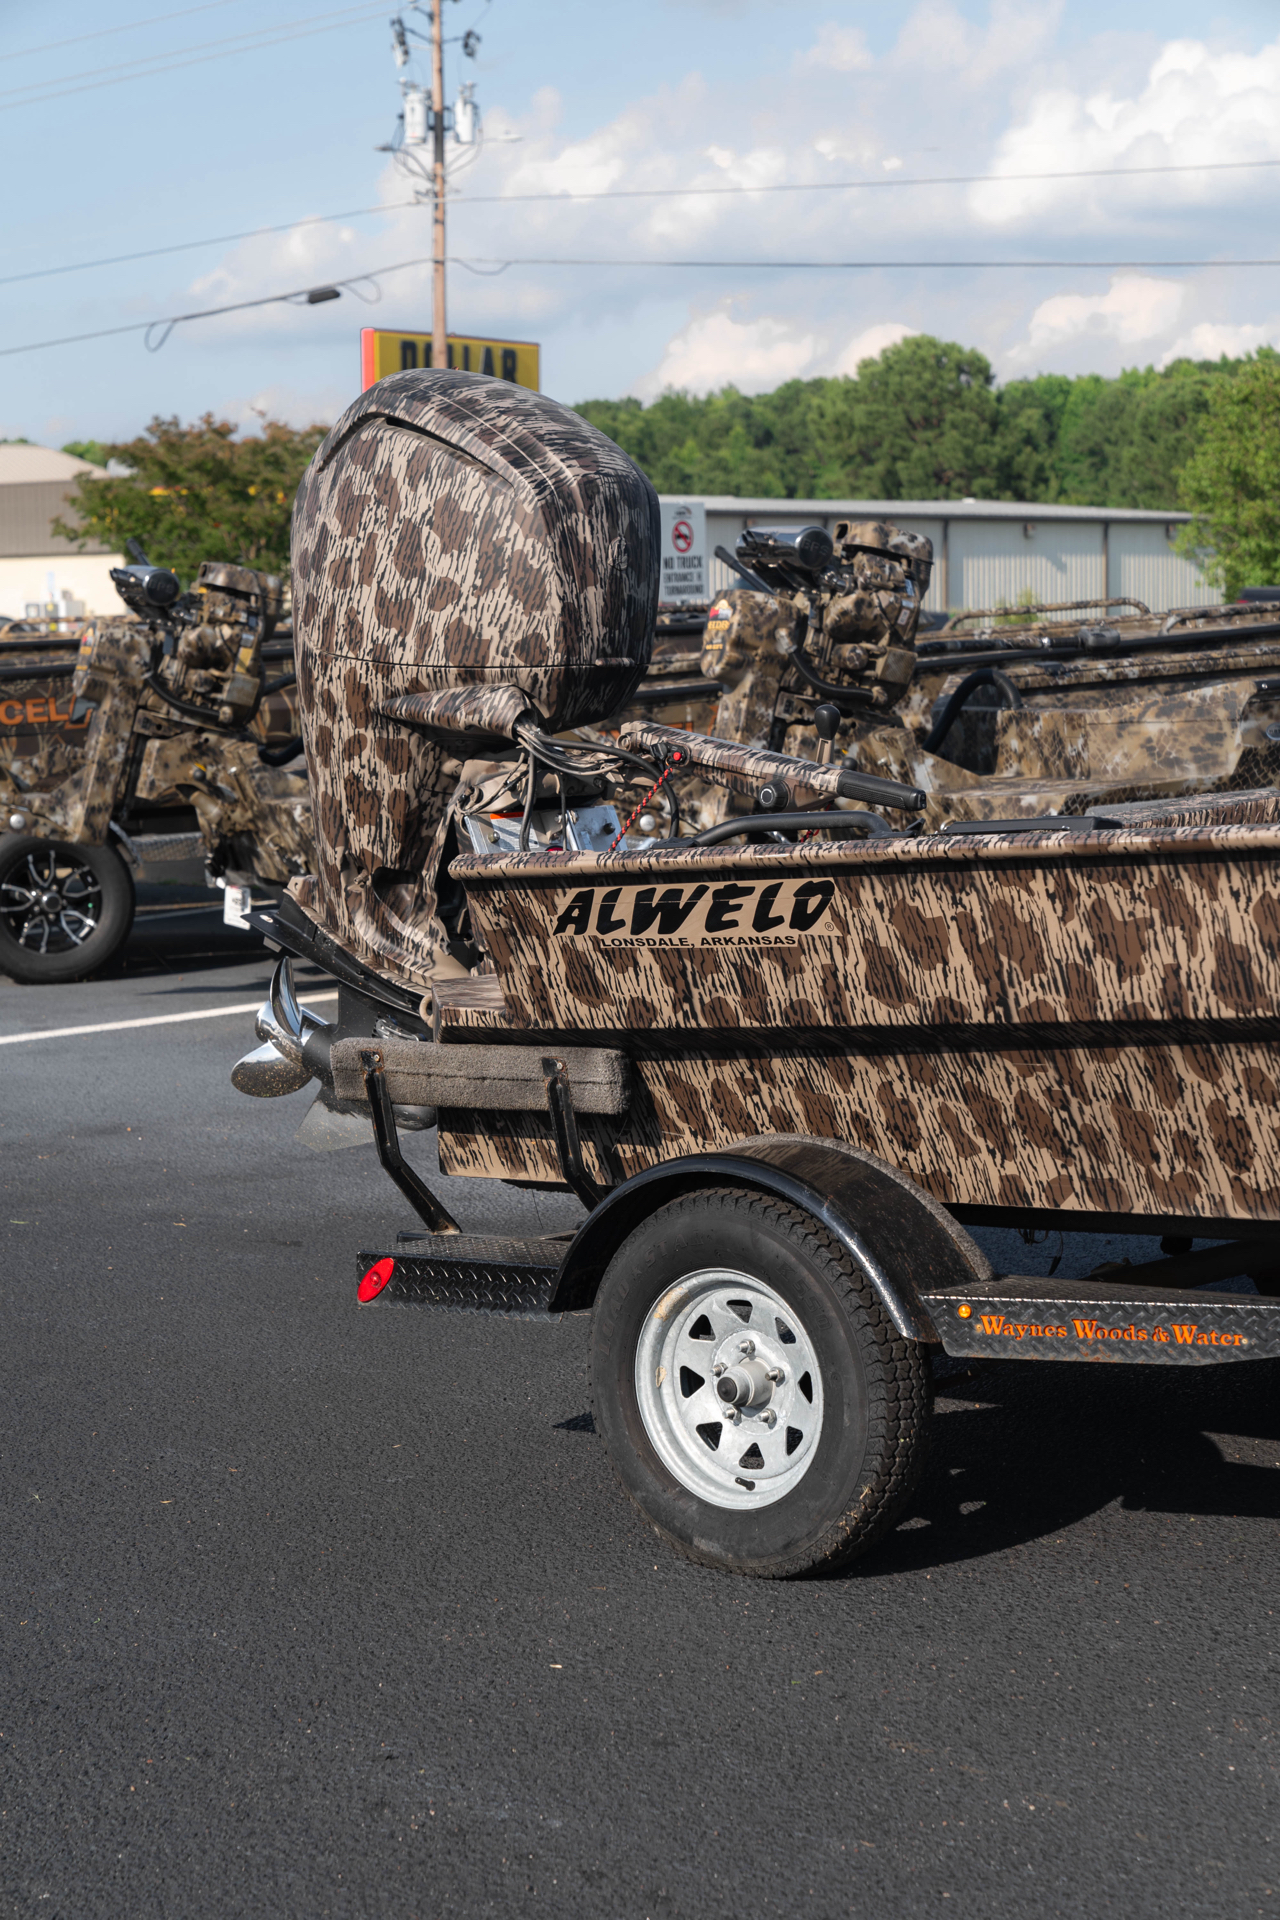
[634,1268,825,1511]
[0,847,103,955]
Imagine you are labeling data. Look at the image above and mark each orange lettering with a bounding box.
[1170,1323,1199,1345]
[0,700,23,725]
[978,1314,1005,1336]
[24,697,48,724]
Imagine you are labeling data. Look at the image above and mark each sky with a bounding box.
[2,0,1280,445]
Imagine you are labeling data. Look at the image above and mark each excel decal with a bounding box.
[0,693,92,731]
[550,878,836,947]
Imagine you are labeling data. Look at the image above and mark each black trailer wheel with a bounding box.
[590,1187,931,1578]
[0,834,135,984]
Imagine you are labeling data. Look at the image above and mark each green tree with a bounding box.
[54,413,329,584]
[1175,350,1280,598]
[993,373,1073,501]
[1044,361,1236,508]
[61,438,109,467]
[814,335,1004,498]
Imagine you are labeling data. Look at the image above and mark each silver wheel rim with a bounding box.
[0,847,103,955]
[634,1268,825,1511]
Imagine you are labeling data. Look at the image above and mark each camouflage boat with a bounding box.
[677,541,1280,831]
[233,371,1280,1580]
[0,556,309,981]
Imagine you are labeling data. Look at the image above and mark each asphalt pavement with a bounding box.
[2,914,1278,1918]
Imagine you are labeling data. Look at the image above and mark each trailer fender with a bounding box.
[549,1134,992,1339]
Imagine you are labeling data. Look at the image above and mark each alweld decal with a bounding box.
[551,877,837,945]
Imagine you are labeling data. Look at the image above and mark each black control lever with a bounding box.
[835,767,927,812]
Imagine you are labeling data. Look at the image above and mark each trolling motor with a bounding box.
[712,519,935,726]
[109,538,184,618]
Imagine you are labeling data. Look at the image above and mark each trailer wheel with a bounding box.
[0,835,135,984]
[590,1187,931,1578]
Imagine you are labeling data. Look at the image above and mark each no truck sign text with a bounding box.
[658,500,707,607]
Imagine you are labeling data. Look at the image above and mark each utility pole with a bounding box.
[431,0,447,370]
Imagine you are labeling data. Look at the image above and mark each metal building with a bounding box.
[685,496,1215,616]
[0,445,122,623]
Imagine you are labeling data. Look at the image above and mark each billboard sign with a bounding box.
[658,499,707,607]
[360,329,539,391]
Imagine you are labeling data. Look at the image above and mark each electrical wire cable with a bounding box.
[517,725,683,840]
[9,0,258,60]
[453,155,1280,206]
[0,1,386,112]
[10,156,1280,291]
[453,254,1280,272]
[8,238,1280,361]
[10,245,1280,362]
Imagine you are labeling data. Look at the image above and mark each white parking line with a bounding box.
[0,990,338,1046]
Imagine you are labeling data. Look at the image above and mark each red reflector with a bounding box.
[357,1257,395,1303]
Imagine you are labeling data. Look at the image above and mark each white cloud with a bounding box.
[971,31,1280,226]
[633,310,824,397]
[795,23,872,73]
[834,322,919,374]
[1159,319,1280,365]
[1009,274,1184,364]
[633,310,918,397]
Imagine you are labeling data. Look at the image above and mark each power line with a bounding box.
[0,204,413,290]
[461,256,1280,269]
[0,1,385,111]
[9,154,1280,291]
[7,0,255,61]
[7,248,1280,361]
[457,154,1280,205]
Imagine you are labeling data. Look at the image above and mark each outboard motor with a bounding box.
[288,370,660,989]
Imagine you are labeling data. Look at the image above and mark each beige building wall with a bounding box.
[1107,521,1218,612]
[0,552,126,622]
[948,517,1104,612]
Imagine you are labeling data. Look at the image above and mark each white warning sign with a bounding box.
[658,499,707,607]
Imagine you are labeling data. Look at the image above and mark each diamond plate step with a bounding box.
[356,1234,569,1315]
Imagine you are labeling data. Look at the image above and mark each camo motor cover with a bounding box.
[288,370,660,986]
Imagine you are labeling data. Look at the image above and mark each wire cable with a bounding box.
[9,0,262,60]
[10,156,1280,291]
[453,155,1280,206]
[0,1,385,112]
[453,253,1280,272]
[8,246,1280,360]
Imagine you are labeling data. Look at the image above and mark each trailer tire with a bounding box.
[0,834,135,984]
[590,1187,931,1578]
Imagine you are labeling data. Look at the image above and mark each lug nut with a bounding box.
[723,1407,740,1424]
[766,1367,783,1383]
[763,1410,777,1428]
[739,1339,755,1356]
[712,1361,725,1376]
